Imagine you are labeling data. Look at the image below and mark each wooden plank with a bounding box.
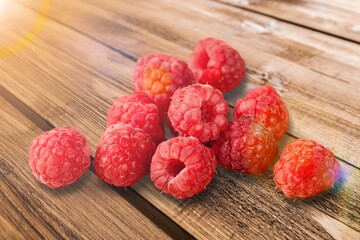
[216,0,360,43]
[0,3,359,239]
[312,0,360,13]
[15,0,360,168]
[0,193,40,240]
[0,98,171,238]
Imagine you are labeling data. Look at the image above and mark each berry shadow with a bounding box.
[35,170,92,196]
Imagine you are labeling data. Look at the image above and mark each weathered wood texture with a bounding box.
[216,0,360,43]
[0,96,172,239]
[0,1,359,239]
[0,0,359,239]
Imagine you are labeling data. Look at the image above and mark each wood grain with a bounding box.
[0,3,359,239]
[15,0,360,168]
[0,97,171,239]
[216,0,360,43]
[0,191,41,240]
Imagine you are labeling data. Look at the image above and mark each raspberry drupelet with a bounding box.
[234,85,289,141]
[106,92,164,145]
[94,123,155,187]
[168,84,229,143]
[212,115,278,174]
[29,127,91,188]
[189,38,246,93]
[150,136,217,199]
[273,139,340,198]
[134,53,194,114]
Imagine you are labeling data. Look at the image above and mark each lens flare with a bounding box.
[0,0,11,22]
[0,0,7,8]
[0,0,51,58]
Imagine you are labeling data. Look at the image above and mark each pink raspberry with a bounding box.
[106,92,164,145]
[212,115,278,174]
[273,139,340,198]
[150,137,216,199]
[29,127,90,188]
[234,85,289,141]
[133,53,194,114]
[189,38,246,93]
[168,84,229,143]
[94,123,155,186]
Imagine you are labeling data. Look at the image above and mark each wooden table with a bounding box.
[1,0,359,239]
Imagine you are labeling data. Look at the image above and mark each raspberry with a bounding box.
[94,123,155,186]
[189,38,246,93]
[150,137,216,199]
[273,139,340,198]
[212,115,278,174]
[234,85,289,141]
[28,127,90,188]
[134,53,194,114]
[106,92,164,145]
[168,84,229,143]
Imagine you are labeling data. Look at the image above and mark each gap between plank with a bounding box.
[0,85,53,131]
[0,84,194,240]
[15,1,358,171]
[210,0,360,45]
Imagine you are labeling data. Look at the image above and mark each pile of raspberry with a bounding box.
[29,38,340,199]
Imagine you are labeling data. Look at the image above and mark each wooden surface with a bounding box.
[217,0,360,43]
[0,0,359,239]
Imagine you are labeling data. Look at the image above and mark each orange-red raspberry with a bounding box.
[150,137,216,199]
[134,53,194,114]
[234,85,289,141]
[94,123,155,187]
[106,92,164,145]
[189,38,246,93]
[29,127,90,188]
[273,139,340,198]
[168,84,229,143]
[212,115,278,174]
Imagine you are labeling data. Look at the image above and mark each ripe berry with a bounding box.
[106,92,164,145]
[133,53,194,114]
[150,137,216,199]
[168,84,229,143]
[273,139,340,198]
[94,123,155,187]
[29,127,90,188]
[189,38,246,93]
[212,115,278,174]
[234,85,289,141]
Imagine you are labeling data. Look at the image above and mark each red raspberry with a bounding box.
[134,53,194,114]
[150,137,216,199]
[189,38,246,93]
[94,123,155,186]
[234,85,289,141]
[29,127,90,188]
[212,115,278,174]
[168,84,229,143]
[273,139,340,198]
[106,92,164,145]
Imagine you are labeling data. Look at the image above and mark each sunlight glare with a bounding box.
[0,0,8,9]
[0,0,10,18]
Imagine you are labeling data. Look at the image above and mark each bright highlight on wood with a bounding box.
[0,0,50,59]
[0,0,8,9]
